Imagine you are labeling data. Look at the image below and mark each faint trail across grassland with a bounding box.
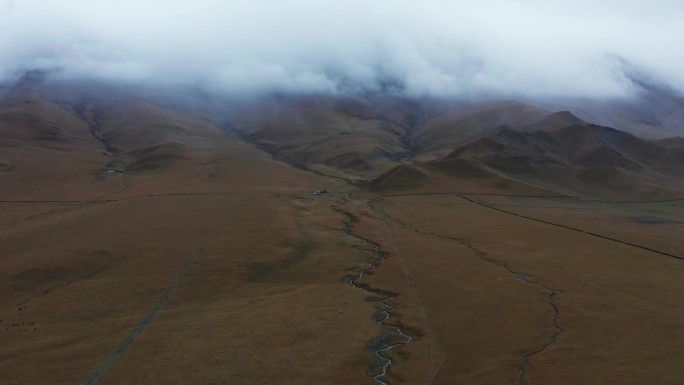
[380,192,684,261]
[454,194,684,262]
[81,255,194,385]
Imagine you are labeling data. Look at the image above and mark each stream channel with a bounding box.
[340,211,412,385]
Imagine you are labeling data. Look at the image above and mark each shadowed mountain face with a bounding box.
[455,123,682,186]
[371,122,684,199]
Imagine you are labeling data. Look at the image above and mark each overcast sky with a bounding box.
[1,0,683,98]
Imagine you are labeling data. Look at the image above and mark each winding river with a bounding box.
[340,212,413,385]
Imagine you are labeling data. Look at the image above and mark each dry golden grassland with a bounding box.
[359,191,684,384]
[0,133,383,384]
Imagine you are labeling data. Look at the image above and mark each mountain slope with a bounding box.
[464,125,681,197]
[0,75,317,200]
[411,101,552,157]
[374,123,684,199]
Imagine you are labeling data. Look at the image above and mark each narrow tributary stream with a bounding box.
[339,210,412,385]
[403,224,563,385]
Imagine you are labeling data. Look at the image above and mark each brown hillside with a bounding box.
[376,122,684,200]
[225,97,407,176]
[368,164,426,192]
[412,101,552,155]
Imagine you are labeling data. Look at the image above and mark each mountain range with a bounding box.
[2,70,683,200]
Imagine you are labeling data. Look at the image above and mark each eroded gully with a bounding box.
[335,207,412,385]
[454,238,563,385]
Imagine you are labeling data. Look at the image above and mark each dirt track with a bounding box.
[82,255,194,385]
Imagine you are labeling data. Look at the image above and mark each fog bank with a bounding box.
[2,0,683,98]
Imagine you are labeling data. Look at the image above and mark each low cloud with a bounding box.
[2,0,683,98]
